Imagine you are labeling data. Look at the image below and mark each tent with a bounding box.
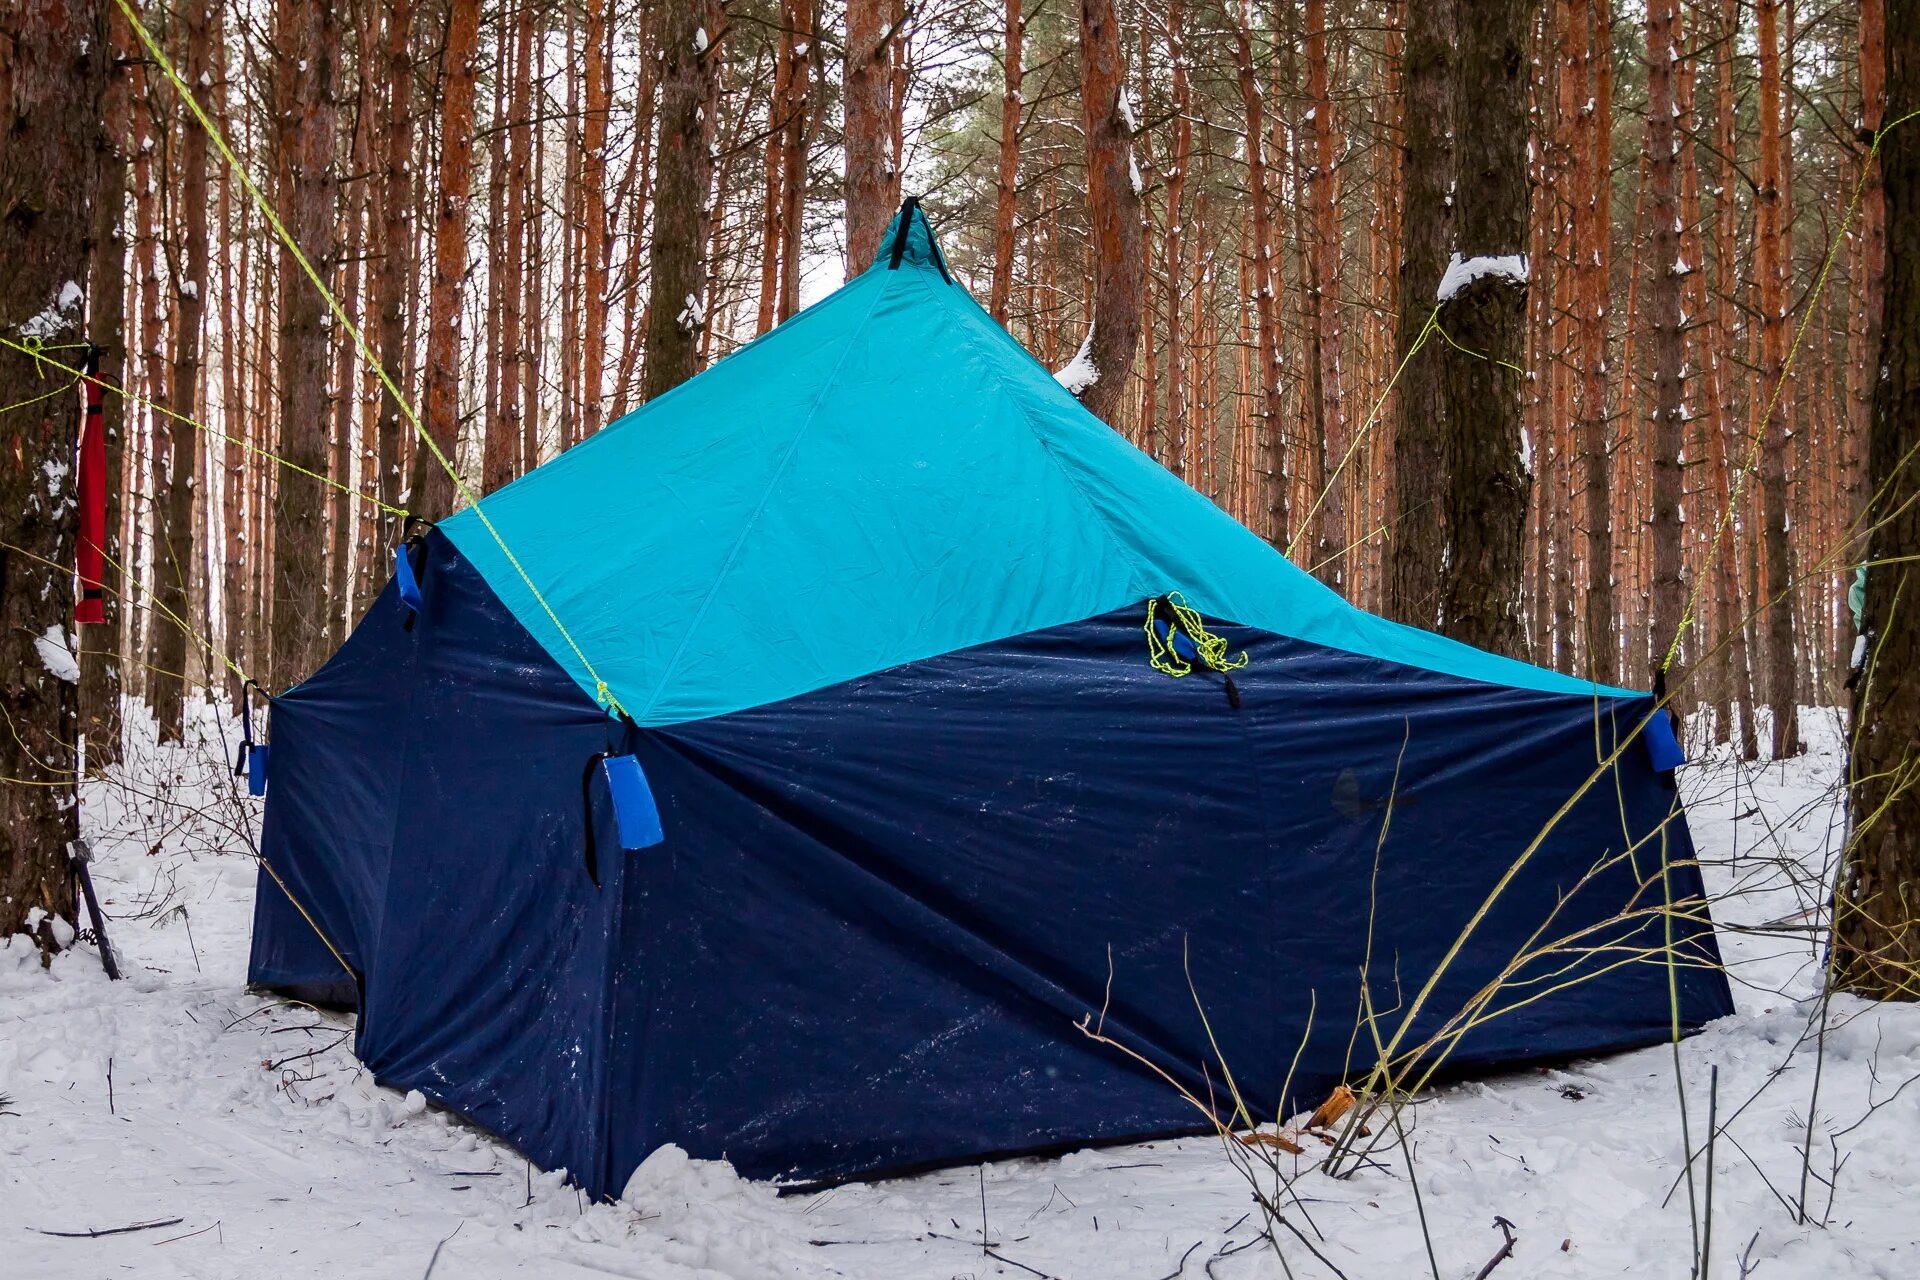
[249,203,1732,1198]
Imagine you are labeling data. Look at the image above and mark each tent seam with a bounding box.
[633,273,900,721]
[915,271,1159,603]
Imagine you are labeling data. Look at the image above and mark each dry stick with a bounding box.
[1662,821,1702,1278]
[1702,1065,1719,1280]
[1154,1239,1204,1280]
[978,1164,990,1251]
[1470,1217,1517,1280]
[1388,1105,1440,1280]
[1271,1215,1349,1280]
[984,1247,1063,1280]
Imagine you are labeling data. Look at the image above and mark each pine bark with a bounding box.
[581,0,610,436]
[1567,0,1614,680]
[1229,1,1285,545]
[1645,0,1685,677]
[1436,0,1533,659]
[844,0,894,273]
[270,0,339,688]
[410,0,481,519]
[1838,0,1920,999]
[988,0,1022,324]
[777,0,814,323]
[372,0,413,551]
[150,0,214,737]
[1302,0,1345,588]
[1160,0,1191,478]
[1,0,104,943]
[1386,0,1451,626]
[486,0,532,494]
[1755,0,1800,756]
[643,0,724,400]
[1073,0,1145,426]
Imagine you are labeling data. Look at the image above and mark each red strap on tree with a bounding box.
[75,345,106,625]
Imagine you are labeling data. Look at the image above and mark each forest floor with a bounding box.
[3,705,1916,1279]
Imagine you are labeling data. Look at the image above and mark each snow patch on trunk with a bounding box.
[35,625,80,683]
[1436,252,1529,303]
[1054,326,1100,395]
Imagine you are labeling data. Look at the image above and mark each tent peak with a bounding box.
[869,196,952,281]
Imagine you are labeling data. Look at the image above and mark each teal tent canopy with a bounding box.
[442,203,1630,725]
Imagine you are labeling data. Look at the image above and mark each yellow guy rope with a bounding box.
[0,334,402,517]
[1285,307,1522,563]
[117,0,626,718]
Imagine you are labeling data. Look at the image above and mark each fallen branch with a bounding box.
[38,1217,185,1239]
[1471,1216,1518,1280]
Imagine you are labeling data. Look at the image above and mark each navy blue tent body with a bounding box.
[251,206,1732,1198]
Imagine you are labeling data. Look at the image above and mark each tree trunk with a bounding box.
[270,0,340,689]
[1229,1,1286,545]
[372,0,413,553]
[643,0,724,400]
[1302,0,1345,588]
[1645,0,1686,678]
[1386,0,1451,627]
[1838,0,1920,998]
[1160,0,1190,478]
[1567,0,1614,681]
[1755,0,1800,756]
[988,0,1021,325]
[409,0,480,520]
[844,0,894,274]
[777,0,814,323]
[581,0,610,437]
[488,0,532,494]
[150,0,213,738]
[1,0,103,944]
[1436,0,1533,659]
[1072,0,1145,426]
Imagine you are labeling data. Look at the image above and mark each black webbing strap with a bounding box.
[581,750,612,889]
[887,197,921,270]
[234,679,257,775]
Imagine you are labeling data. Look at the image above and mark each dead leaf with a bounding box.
[1237,1130,1304,1154]
[1306,1084,1357,1130]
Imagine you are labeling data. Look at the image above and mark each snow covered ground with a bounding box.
[4,706,1916,1279]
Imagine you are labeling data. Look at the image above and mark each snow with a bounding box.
[1129,150,1145,196]
[1054,326,1099,394]
[4,707,1919,1278]
[694,26,709,53]
[33,625,79,683]
[18,280,83,340]
[1436,252,1530,303]
[677,292,706,333]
